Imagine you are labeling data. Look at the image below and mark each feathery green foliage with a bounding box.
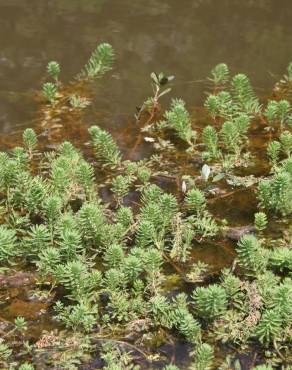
[192,284,227,320]
[164,99,196,145]
[89,125,121,166]
[231,73,260,114]
[208,63,229,87]
[23,128,37,155]
[254,212,268,232]
[267,140,281,166]
[236,235,268,274]
[78,43,114,80]
[42,82,57,104]
[0,226,17,262]
[257,164,292,215]
[189,343,214,370]
[255,309,282,346]
[0,55,291,368]
[47,61,60,82]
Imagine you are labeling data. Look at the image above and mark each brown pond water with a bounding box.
[1,0,292,145]
[0,1,292,369]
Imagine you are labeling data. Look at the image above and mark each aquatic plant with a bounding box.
[202,125,221,159]
[69,94,90,109]
[231,73,260,115]
[267,140,281,166]
[42,82,57,104]
[257,163,292,215]
[254,212,268,232]
[192,284,228,320]
[18,364,35,370]
[208,63,229,87]
[185,188,206,215]
[88,125,122,166]
[136,72,174,121]
[78,42,114,80]
[255,309,282,346]
[1,53,292,369]
[189,343,214,370]
[0,225,17,262]
[23,128,37,157]
[47,61,60,83]
[164,99,196,146]
[236,235,268,274]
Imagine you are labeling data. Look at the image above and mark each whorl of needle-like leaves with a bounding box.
[231,73,260,115]
[236,234,268,273]
[280,130,292,157]
[192,284,228,320]
[202,125,220,159]
[257,167,292,215]
[164,98,196,145]
[78,202,106,246]
[255,309,282,346]
[190,343,214,370]
[78,43,114,80]
[0,225,17,262]
[185,188,206,215]
[208,63,229,87]
[88,125,121,166]
[23,128,37,154]
[22,224,51,258]
[267,140,281,165]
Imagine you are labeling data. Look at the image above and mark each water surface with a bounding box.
[0,0,292,144]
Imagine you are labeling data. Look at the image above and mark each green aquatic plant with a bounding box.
[0,342,12,362]
[254,212,268,232]
[14,316,27,333]
[267,140,281,167]
[0,225,17,262]
[23,128,37,157]
[55,299,98,332]
[208,63,229,87]
[47,61,60,83]
[54,260,102,301]
[264,100,279,127]
[204,94,219,119]
[257,165,292,216]
[220,120,241,155]
[280,130,292,156]
[1,55,292,368]
[22,224,51,258]
[202,125,221,160]
[255,309,282,346]
[252,365,273,370]
[116,206,133,228]
[42,82,57,104]
[236,235,268,274]
[189,343,214,370]
[69,94,90,109]
[111,175,133,204]
[136,72,174,122]
[78,42,114,80]
[164,99,196,146]
[170,215,194,262]
[192,284,228,320]
[231,73,260,115]
[18,363,35,370]
[88,125,122,167]
[269,248,292,272]
[277,99,291,129]
[185,188,206,215]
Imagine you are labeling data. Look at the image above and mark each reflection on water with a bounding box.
[0,0,292,141]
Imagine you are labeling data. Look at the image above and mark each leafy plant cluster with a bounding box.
[0,46,292,369]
